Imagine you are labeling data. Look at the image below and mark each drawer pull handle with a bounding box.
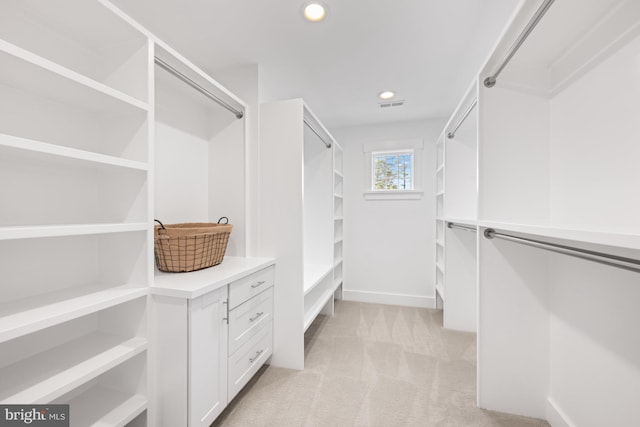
[249,349,264,363]
[251,280,266,289]
[249,312,265,322]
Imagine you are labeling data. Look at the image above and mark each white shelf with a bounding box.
[436,191,445,197]
[0,134,148,171]
[0,333,147,404]
[334,170,344,178]
[333,278,343,291]
[334,193,343,198]
[0,285,147,344]
[153,257,276,299]
[479,220,640,252]
[303,289,333,332]
[436,164,444,174]
[334,237,343,244]
[334,258,343,267]
[436,262,444,273]
[435,283,445,301]
[303,264,333,296]
[0,39,148,114]
[66,386,147,427]
[436,239,444,247]
[334,216,344,221]
[0,223,148,241]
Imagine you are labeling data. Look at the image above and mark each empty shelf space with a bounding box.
[0,40,148,115]
[66,386,147,427]
[0,285,147,343]
[0,223,148,241]
[445,217,477,227]
[0,332,147,404]
[303,289,333,332]
[0,134,148,171]
[303,264,333,295]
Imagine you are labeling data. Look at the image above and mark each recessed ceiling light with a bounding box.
[303,3,326,22]
[379,91,395,100]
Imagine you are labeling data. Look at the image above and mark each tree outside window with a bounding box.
[372,150,413,190]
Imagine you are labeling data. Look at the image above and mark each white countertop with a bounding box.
[152,256,276,299]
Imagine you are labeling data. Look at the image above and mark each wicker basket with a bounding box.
[154,218,232,273]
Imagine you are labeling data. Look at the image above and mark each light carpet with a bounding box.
[212,300,549,427]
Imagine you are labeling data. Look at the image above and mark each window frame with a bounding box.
[370,149,415,191]
[363,138,424,201]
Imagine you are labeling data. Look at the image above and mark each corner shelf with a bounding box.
[0,285,147,344]
[0,333,147,404]
[65,386,147,427]
[0,223,148,241]
[0,40,149,114]
[435,283,445,301]
[0,134,149,172]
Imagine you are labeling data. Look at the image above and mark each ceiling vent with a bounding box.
[379,100,405,108]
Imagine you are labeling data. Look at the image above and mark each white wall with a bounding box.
[333,119,445,308]
[209,64,260,256]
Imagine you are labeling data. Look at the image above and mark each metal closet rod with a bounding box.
[447,98,477,139]
[304,119,332,149]
[484,228,640,273]
[484,0,555,88]
[447,222,477,233]
[154,56,244,119]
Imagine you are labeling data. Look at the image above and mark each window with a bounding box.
[363,139,424,200]
[372,150,414,190]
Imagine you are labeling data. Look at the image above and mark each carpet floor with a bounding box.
[212,300,549,426]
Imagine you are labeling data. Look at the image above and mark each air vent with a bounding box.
[379,100,405,108]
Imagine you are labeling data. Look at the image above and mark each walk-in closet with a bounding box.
[1,0,637,426]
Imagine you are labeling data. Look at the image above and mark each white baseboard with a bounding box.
[546,397,575,427]
[342,289,435,309]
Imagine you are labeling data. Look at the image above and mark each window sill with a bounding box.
[363,190,424,200]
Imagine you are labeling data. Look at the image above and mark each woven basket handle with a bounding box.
[154,219,166,229]
[218,217,229,224]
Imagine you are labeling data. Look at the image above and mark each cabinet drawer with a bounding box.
[228,323,272,400]
[229,287,273,355]
[228,266,274,309]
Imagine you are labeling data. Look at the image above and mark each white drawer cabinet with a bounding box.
[152,258,275,427]
[228,287,273,354]
[228,323,273,400]
[229,266,275,309]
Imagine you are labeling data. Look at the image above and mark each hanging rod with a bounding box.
[304,118,332,149]
[447,98,477,139]
[484,228,640,273]
[484,0,555,88]
[447,222,477,233]
[154,56,244,119]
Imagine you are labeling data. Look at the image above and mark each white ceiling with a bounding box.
[110,0,520,129]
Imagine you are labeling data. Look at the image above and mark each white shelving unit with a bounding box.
[260,100,338,369]
[333,141,344,297]
[434,78,479,332]
[0,0,151,423]
[475,1,640,425]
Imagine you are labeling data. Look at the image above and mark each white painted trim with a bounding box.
[342,289,435,308]
[363,190,424,201]
[546,397,575,427]
[363,138,423,152]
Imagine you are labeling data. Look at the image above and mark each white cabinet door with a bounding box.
[188,288,228,426]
